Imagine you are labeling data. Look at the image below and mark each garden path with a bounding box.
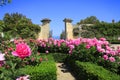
[56,63,76,80]
[110,44,120,50]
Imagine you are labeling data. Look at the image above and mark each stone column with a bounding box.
[63,18,73,40]
[38,18,51,40]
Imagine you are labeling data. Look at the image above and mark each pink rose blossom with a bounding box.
[12,43,31,59]
[103,55,108,60]
[109,56,115,62]
[69,50,72,54]
[0,52,5,67]
[99,38,106,41]
[68,45,75,50]
[86,45,91,49]
[110,51,116,56]
[105,50,110,55]
[106,46,112,51]
[46,50,49,54]
[57,42,61,47]
[16,75,30,80]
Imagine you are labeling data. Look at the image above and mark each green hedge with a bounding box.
[74,61,120,80]
[52,53,68,62]
[20,54,57,80]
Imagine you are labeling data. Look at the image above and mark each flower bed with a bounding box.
[0,38,57,80]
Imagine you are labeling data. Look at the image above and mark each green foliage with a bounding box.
[80,22,120,42]
[0,20,4,32]
[0,61,24,80]
[77,16,100,24]
[74,61,120,80]
[71,44,98,62]
[76,16,120,41]
[60,30,66,39]
[2,13,40,40]
[20,54,57,80]
[52,53,68,62]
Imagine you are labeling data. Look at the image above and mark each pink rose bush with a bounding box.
[12,42,31,59]
[0,38,42,79]
[37,37,120,62]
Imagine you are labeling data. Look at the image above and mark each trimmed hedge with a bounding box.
[20,54,57,80]
[52,53,68,62]
[74,61,120,80]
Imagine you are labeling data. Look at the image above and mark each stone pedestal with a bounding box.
[63,18,73,40]
[38,18,51,40]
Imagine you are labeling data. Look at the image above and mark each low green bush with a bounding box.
[20,54,57,80]
[74,61,120,80]
[52,53,68,62]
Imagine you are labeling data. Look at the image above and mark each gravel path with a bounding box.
[56,63,76,80]
[110,44,120,50]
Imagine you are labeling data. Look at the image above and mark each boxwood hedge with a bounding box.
[74,61,120,80]
[20,54,57,80]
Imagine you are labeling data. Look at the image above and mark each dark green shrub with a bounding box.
[71,44,99,62]
[109,40,120,44]
[81,22,120,41]
[52,53,68,62]
[20,54,57,80]
[74,61,120,80]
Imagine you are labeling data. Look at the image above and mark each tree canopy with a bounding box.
[1,13,41,40]
[77,16,100,24]
[72,16,120,42]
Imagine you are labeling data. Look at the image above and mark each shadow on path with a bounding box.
[56,63,76,80]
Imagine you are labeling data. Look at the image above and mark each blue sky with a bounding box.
[0,0,120,37]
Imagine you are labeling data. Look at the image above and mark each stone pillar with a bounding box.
[38,18,51,40]
[63,18,73,40]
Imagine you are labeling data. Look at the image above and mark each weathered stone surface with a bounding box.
[38,18,51,40]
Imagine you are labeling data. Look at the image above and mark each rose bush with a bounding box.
[0,38,47,79]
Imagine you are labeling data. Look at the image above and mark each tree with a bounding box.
[60,30,66,39]
[77,16,100,24]
[2,13,41,39]
[0,20,4,32]
[0,0,11,6]
[49,30,53,38]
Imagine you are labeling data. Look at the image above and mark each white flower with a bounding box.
[0,52,5,61]
[16,75,30,80]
